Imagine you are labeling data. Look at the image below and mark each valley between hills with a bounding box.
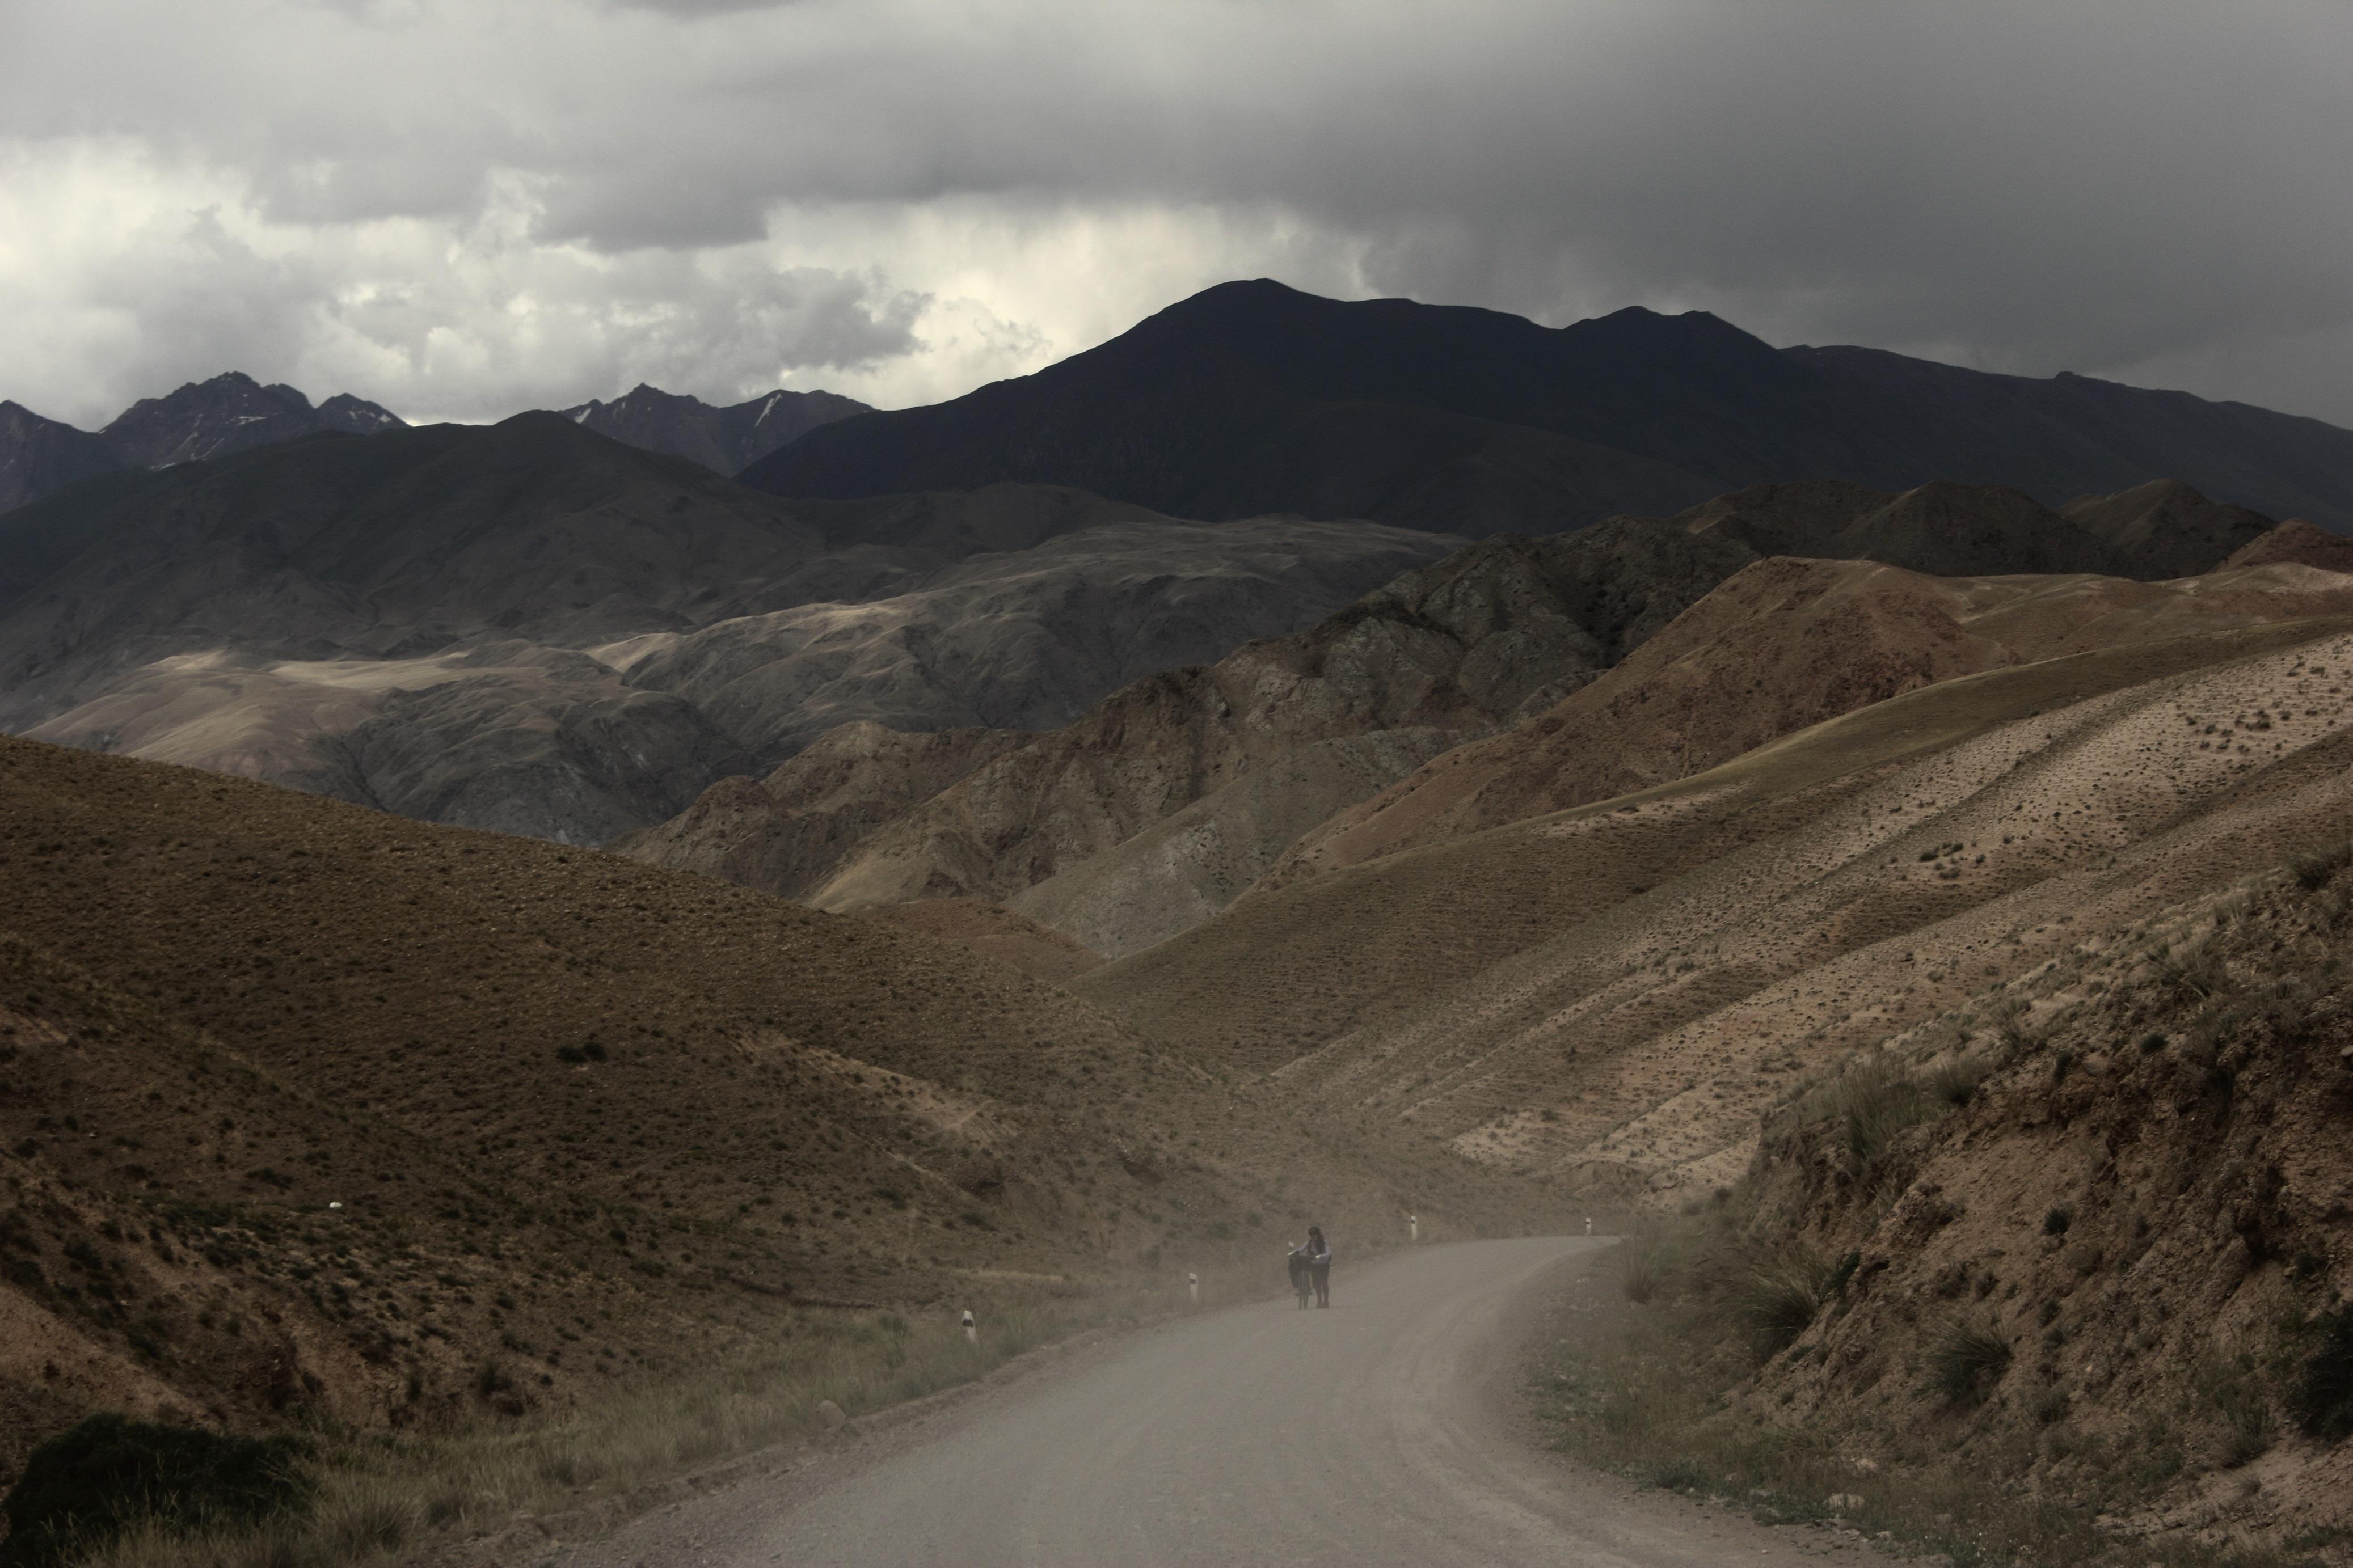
[3,281,2351,1565]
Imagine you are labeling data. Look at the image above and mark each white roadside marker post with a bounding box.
[1409,1212,1418,1242]
[1584,1216,1592,1237]
[1188,1270,1200,1306]
[962,1309,977,1345]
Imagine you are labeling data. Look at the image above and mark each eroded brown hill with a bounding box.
[1730,856,2353,1548]
[1075,610,2353,1212]
[0,737,1549,1478]
[1257,557,2353,893]
[643,518,1745,949]
[623,481,2289,960]
[2224,517,2353,575]
[609,722,1028,899]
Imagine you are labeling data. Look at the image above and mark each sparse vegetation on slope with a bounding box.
[1082,611,2353,1186]
[0,734,1545,1519]
[1541,842,2353,1564]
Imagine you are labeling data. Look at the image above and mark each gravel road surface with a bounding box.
[559,1236,1894,1566]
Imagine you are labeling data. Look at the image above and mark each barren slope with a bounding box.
[1259,557,2353,893]
[1721,863,2353,1552]
[1077,611,2353,1210]
[636,481,2283,959]
[852,899,1106,987]
[0,736,1558,1478]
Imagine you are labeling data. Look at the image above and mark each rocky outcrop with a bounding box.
[783,521,1731,936]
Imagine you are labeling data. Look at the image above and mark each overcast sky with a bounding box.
[3,0,2350,429]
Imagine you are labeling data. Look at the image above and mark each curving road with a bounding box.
[561,1237,1891,1567]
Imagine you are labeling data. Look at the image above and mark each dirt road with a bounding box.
[558,1237,1892,1566]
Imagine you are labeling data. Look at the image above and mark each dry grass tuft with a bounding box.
[1922,1319,2011,1405]
[1736,1251,1834,1356]
[2287,838,2352,891]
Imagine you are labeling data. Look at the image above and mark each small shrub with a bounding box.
[1924,1320,2012,1405]
[1739,1252,1833,1356]
[1921,1055,1989,1108]
[2288,839,2353,891]
[1805,1058,1940,1182]
[1648,1454,1710,1491]
[0,1414,308,1567]
[2148,940,2223,1003]
[2293,1307,2353,1442]
[2195,1356,2276,1468]
[474,1356,513,1398]
[317,1477,418,1557]
[2138,1031,2168,1054]
[2042,1206,2073,1237]
[1618,1244,1670,1305]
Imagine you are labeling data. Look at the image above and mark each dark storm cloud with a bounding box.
[3,0,2350,425]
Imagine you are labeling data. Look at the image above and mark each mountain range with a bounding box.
[0,414,1451,843]
[10,492,2350,1540]
[0,374,406,513]
[6,281,2353,1556]
[743,279,2353,535]
[0,374,868,515]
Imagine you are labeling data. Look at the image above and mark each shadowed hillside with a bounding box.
[0,418,1450,843]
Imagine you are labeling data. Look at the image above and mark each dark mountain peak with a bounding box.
[559,382,868,476]
[615,383,702,409]
[99,371,402,470]
[1673,479,1893,551]
[1563,303,1787,380]
[315,393,406,434]
[161,369,315,414]
[1149,276,1312,317]
[484,406,645,454]
[1830,480,2112,578]
[0,400,120,514]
